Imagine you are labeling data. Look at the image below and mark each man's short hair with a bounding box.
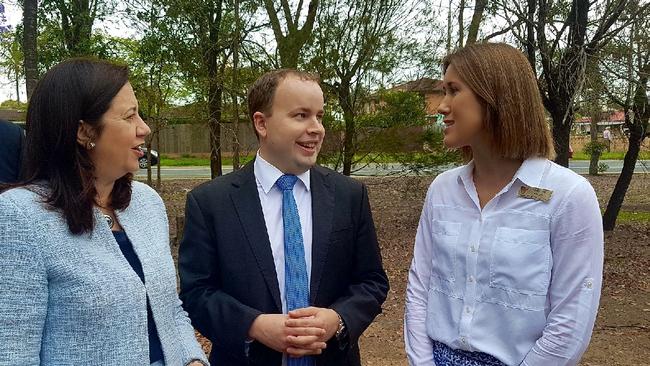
[247,69,320,138]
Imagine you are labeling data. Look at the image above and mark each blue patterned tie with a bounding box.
[276,174,313,366]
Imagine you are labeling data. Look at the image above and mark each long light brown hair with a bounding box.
[442,43,555,161]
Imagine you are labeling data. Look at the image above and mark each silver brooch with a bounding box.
[103,214,114,228]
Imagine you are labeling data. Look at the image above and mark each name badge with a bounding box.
[518,185,553,202]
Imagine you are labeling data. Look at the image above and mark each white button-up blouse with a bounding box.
[405,158,604,365]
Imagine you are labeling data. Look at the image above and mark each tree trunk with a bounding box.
[603,60,649,230]
[278,41,299,69]
[338,81,355,176]
[22,0,38,100]
[602,121,643,231]
[15,76,20,103]
[446,0,452,53]
[457,0,465,47]
[466,0,487,45]
[524,0,536,68]
[264,0,319,68]
[231,0,241,171]
[209,84,223,178]
[550,110,572,167]
[342,109,355,176]
[58,0,94,56]
[156,120,161,190]
[588,116,599,175]
[146,139,153,186]
[207,0,224,178]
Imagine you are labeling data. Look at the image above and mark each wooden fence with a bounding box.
[149,122,650,156]
[154,122,258,155]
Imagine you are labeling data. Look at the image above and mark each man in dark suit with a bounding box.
[179,69,389,366]
[0,119,24,183]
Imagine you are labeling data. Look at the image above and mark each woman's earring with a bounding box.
[87,141,96,150]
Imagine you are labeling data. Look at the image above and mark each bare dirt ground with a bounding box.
[158,174,650,366]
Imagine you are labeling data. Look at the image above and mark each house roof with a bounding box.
[574,110,626,124]
[392,78,443,94]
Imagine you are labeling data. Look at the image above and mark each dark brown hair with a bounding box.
[2,58,132,235]
[442,43,555,160]
[247,69,320,138]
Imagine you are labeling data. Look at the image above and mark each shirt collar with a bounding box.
[456,157,549,188]
[512,157,548,187]
[457,160,475,188]
[254,151,311,194]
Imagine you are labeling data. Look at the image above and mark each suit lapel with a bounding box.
[230,162,283,312]
[309,166,335,303]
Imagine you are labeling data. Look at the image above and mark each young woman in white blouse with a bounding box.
[404,43,603,366]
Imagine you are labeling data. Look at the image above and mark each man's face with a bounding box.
[254,76,325,174]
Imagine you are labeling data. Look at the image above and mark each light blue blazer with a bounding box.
[0,182,208,365]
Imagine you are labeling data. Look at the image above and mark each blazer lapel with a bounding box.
[230,162,283,312]
[309,166,335,303]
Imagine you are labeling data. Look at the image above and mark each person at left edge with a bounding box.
[0,119,25,183]
[0,58,208,366]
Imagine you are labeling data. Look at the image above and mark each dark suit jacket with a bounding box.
[179,162,389,366]
[0,120,24,183]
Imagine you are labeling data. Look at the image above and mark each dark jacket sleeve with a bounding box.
[0,120,24,183]
[329,182,389,348]
[178,191,262,362]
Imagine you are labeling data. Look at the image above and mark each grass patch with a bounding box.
[160,156,210,166]
[615,210,650,224]
[572,151,650,160]
[160,154,254,166]
[159,151,649,166]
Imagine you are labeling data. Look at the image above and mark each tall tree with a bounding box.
[600,10,650,230]
[263,0,319,68]
[311,0,408,175]
[22,0,38,99]
[129,3,185,189]
[141,0,261,178]
[500,0,647,166]
[0,31,24,102]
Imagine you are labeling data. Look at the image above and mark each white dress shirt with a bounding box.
[254,152,313,314]
[405,158,604,366]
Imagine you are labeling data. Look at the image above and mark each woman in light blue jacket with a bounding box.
[0,59,208,366]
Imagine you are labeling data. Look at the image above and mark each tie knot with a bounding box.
[276,174,298,191]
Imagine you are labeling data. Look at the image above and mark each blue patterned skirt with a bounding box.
[432,340,507,366]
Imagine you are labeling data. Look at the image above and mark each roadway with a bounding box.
[135,160,650,179]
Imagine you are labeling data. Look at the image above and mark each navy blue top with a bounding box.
[112,230,164,363]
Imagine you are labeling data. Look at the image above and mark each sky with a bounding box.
[0,0,430,104]
[1,1,24,102]
[0,0,140,102]
[0,0,505,104]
